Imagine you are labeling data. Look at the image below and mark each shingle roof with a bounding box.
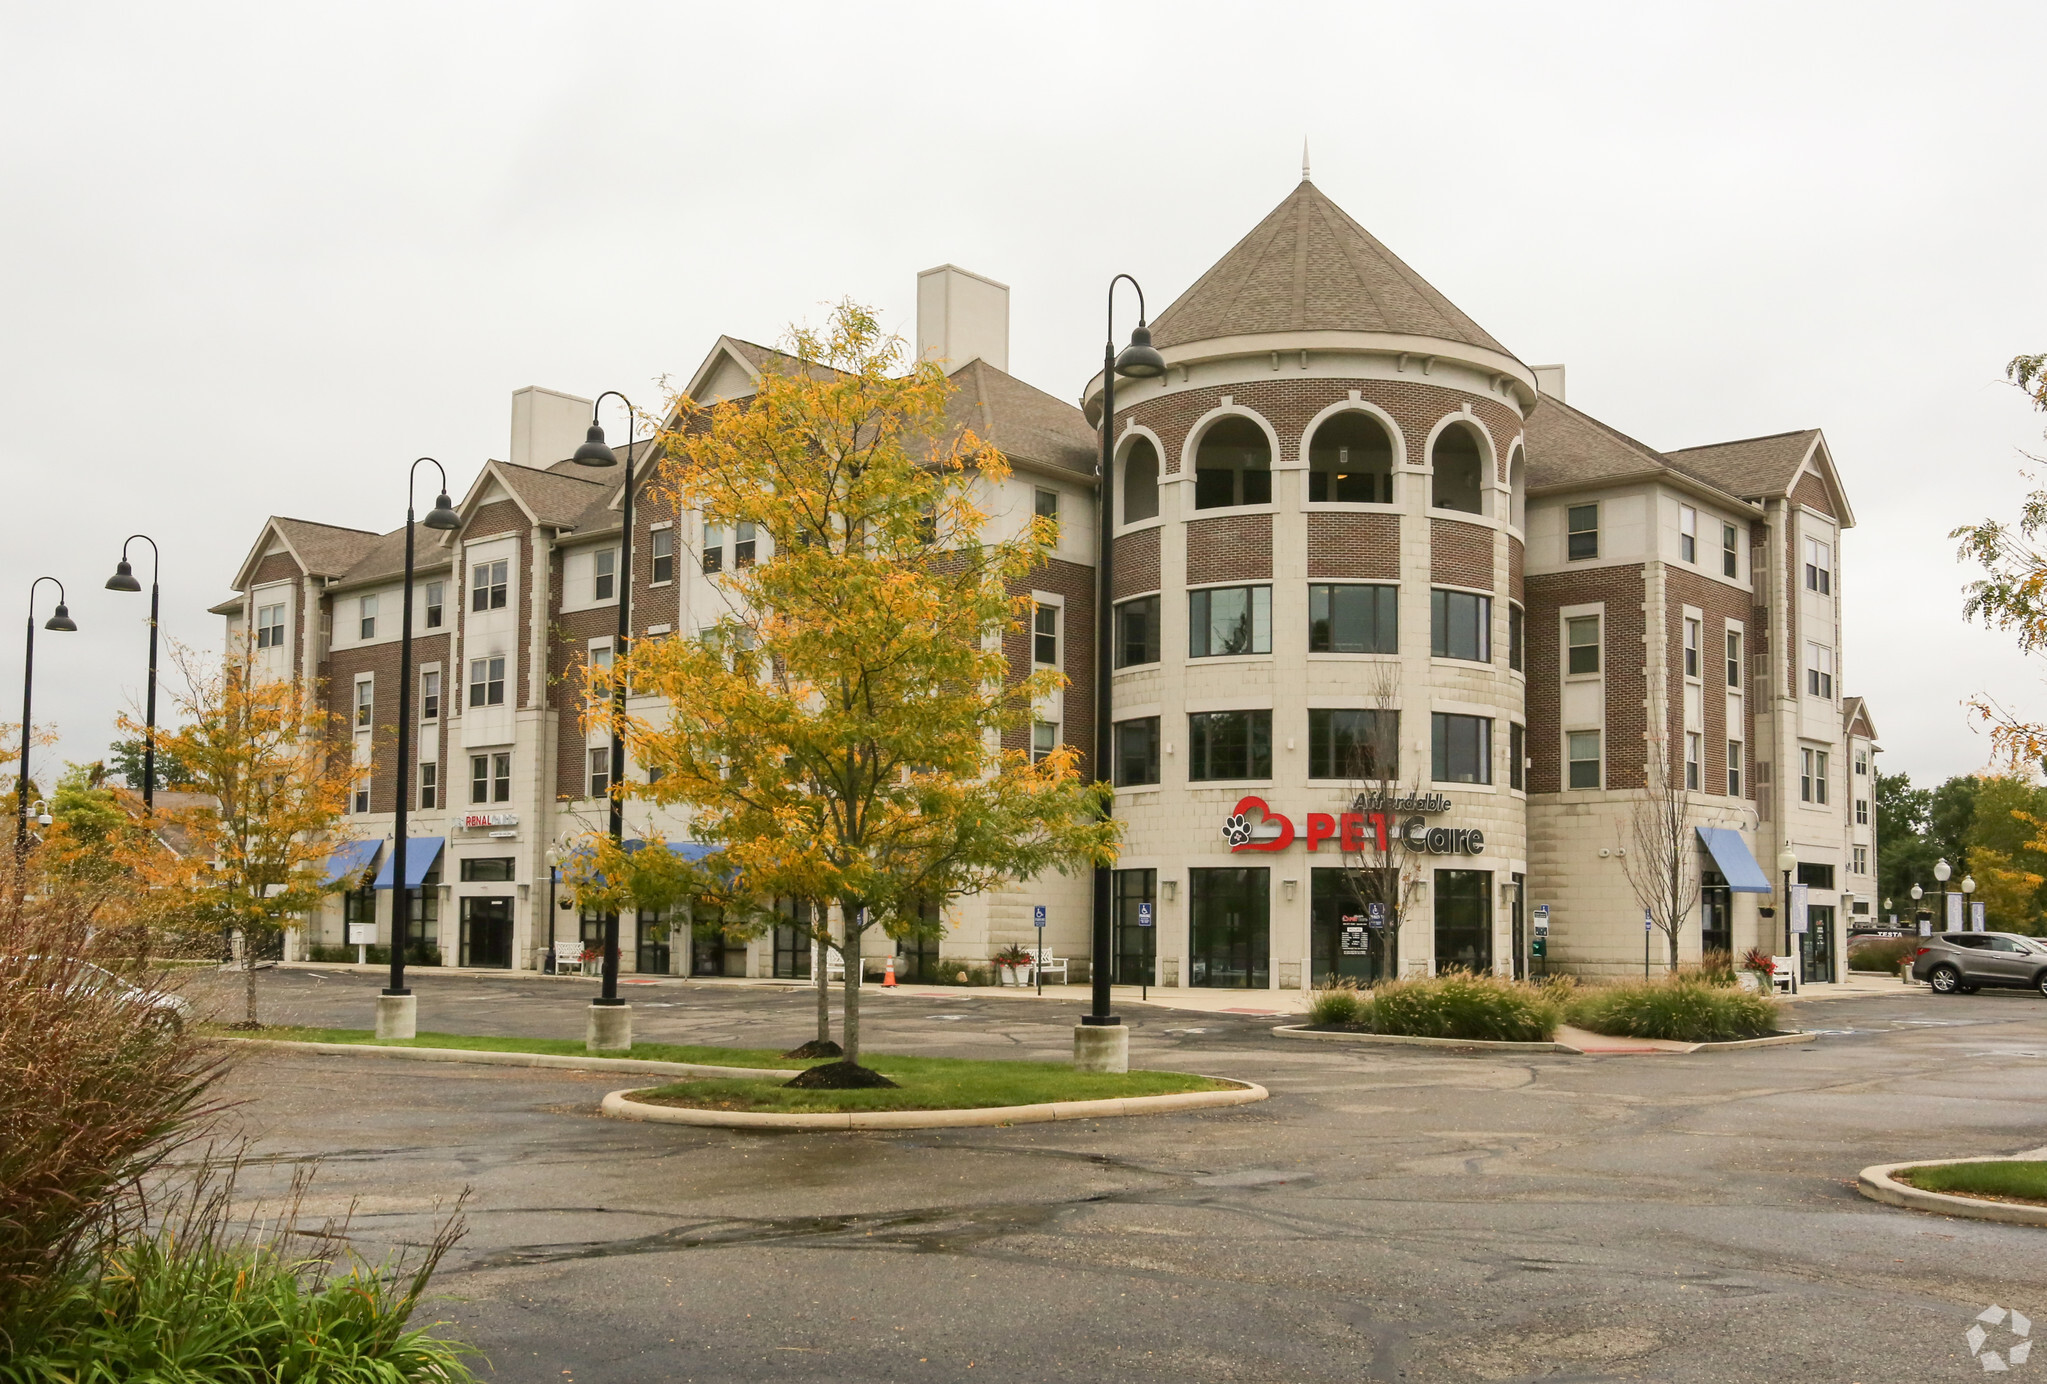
[490,460,612,528]
[1148,179,1514,358]
[942,358,1096,479]
[270,518,381,577]
[331,526,455,589]
[1524,395,1754,505]
[1662,430,1821,500]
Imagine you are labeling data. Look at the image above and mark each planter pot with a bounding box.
[1738,972,1763,992]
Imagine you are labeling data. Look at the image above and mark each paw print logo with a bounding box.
[1221,813,1253,847]
[1968,1305,2032,1372]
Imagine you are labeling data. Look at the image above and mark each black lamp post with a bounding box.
[379,461,461,1035]
[17,578,78,853]
[569,393,638,1012]
[104,537,161,812]
[1086,276,1167,1046]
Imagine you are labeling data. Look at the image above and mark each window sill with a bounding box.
[1429,655,1497,669]
[1114,517,1165,538]
[1188,503,1279,519]
[1431,780,1499,793]
[1186,653,1274,666]
[1305,651,1401,660]
[648,580,673,589]
[1186,779,1276,789]
[1302,501,1401,513]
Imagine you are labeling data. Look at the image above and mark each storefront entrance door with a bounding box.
[1190,867,1269,989]
[459,897,513,968]
[1800,905,1836,984]
[1432,869,1493,975]
[1113,869,1156,985]
[637,910,673,976]
[1310,868,1388,986]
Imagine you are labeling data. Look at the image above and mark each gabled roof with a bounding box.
[941,358,1096,480]
[1843,695,1880,744]
[1664,427,1852,527]
[682,334,845,406]
[230,516,381,590]
[489,460,611,528]
[1148,178,1515,358]
[1525,394,1752,508]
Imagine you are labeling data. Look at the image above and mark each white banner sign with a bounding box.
[1946,891,1964,931]
[1972,901,1987,932]
[1790,883,1810,935]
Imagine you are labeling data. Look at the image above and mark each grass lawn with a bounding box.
[1898,1160,2047,1206]
[199,1024,812,1070]
[629,1055,1236,1114]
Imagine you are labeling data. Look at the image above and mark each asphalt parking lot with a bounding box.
[185,967,2047,1383]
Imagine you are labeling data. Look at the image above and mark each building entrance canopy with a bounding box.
[373,837,445,890]
[1695,827,1772,893]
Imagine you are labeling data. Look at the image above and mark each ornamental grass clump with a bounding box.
[1365,972,1562,1043]
[1305,985,1368,1028]
[1567,973,1779,1042]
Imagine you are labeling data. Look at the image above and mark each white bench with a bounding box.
[1770,955,1798,994]
[553,939,585,975]
[1033,952,1069,983]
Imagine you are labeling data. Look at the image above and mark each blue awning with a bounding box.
[571,838,724,886]
[322,839,382,889]
[1697,827,1773,893]
[373,837,445,890]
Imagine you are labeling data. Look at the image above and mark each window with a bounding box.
[1726,630,1742,688]
[419,761,437,810]
[734,522,756,567]
[1728,740,1743,797]
[1430,590,1491,662]
[468,752,511,804]
[1804,537,1832,594]
[1033,603,1060,667]
[1430,425,1484,514]
[1308,584,1397,654]
[1193,417,1271,510]
[1115,596,1160,668]
[471,559,507,611]
[424,581,444,629]
[1306,412,1394,503]
[1188,710,1272,781]
[1122,439,1160,523]
[1114,717,1160,786]
[1567,504,1599,560]
[702,524,725,573]
[1510,722,1526,790]
[1722,523,1739,578]
[1856,797,1869,825]
[359,594,378,640]
[1189,585,1272,658]
[594,548,616,602]
[1686,732,1702,791]
[1566,615,1600,675]
[1853,844,1868,875]
[256,603,285,649]
[1854,749,1869,776]
[1308,708,1396,780]
[1796,862,1835,890]
[1508,604,1524,672]
[1684,618,1702,679]
[1031,721,1059,765]
[1679,505,1697,563]
[460,857,517,883]
[588,746,611,799]
[1567,730,1601,789]
[1800,747,1830,804]
[590,641,613,673]
[421,670,440,720]
[354,678,373,730]
[1034,488,1060,533]
[468,656,505,708]
[1432,713,1492,784]
[650,528,674,584]
[353,776,370,815]
[1806,643,1834,699]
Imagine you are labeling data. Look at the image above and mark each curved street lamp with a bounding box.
[16,578,78,852]
[1083,275,1167,1067]
[105,536,162,811]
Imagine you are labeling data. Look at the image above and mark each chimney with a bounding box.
[1533,364,1567,402]
[916,265,1009,373]
[509,386,595,469]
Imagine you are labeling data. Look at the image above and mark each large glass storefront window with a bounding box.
[897,897,943,983]
[1700,868,1733,959]
[1433,869,1493,974]
[1310,868,1390,986]
[692,904,746,976]
[1190,868,1269,989]
[637,908,674,975]
[774,899,813,979]
[1801,904,1836,984]
[1113,869,1156,985]
[459,896,513,968]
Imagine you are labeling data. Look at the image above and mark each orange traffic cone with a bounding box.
[883,956,897,988]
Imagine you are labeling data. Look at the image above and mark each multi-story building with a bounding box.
[214,177,1875,985]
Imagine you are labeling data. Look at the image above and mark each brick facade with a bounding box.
[1305,512,1400,580]
[1111,526,1161,599]
[323,633,453,814]
[1524,564,1648,795]
[1429,516,1493,589]
[1185,513,1274,585]
[1792,469,1833,518]
[1665,567,1755,799]
[1002,558,1096,779]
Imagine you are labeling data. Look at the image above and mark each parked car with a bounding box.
[0,955,194,1033]
[1910,932,2047,996]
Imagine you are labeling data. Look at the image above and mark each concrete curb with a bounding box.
[1270,1025,1817,1055]
[1857,1147,2047,1228]
[1689,1030,1819,1052]
[217,1037,800,1081]
[599,1079,1269,1130]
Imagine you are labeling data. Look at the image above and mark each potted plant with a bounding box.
[993,943,1035,986]
[1738,946,1775,993]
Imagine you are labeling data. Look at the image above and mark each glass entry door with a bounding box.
[1700,869,1733,959]
[1112,869,1156,985]
[1189,868,1269,988]
[459,897,513,968]
[637,910,674,976]
[1432,869,1493,975]
[1801,905,1836,983]
[1310,868,1387,985]
[774,900,813,979]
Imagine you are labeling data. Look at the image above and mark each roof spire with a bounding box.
[1301,137,1311,182]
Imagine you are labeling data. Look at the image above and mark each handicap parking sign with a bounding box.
[1033,904,1046,929]
[1137,902,1153,928]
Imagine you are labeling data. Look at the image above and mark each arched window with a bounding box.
[1193,417,1272,510]
[1507,446,1526,531]
[1431,424,1485,515]
[1306,412,1395,504]
[1122,437,1159,523]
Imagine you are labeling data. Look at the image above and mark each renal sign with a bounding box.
[1219,796,1485,857]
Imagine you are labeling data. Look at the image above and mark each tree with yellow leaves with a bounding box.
[1956,352,2047,768]
[615,303,1117,1074]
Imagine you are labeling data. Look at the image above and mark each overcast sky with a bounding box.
[3,1,2043,793]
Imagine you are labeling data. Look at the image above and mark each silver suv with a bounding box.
[1911,932,2047,996]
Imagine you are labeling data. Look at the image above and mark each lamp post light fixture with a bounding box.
[16,578,78,854]
[1962,872,1977,929]
[544,844,564,972]
[1934,855,1952,931]
[375,460,461,1042]
[104,537,163,812]
[1775,845,1798,959]
[1909,882,1923,930]
[568,393,642,1051]
[1081,274,1166,1077]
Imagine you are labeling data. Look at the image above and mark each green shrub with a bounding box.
[1305,986,1368,1027]
[1367,971,1561,1042]
[1847,936,1917,973]
[1698,949,1738,985]
[1567,974,1779,1042]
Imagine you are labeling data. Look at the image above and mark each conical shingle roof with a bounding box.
[1148,179,1514,359]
